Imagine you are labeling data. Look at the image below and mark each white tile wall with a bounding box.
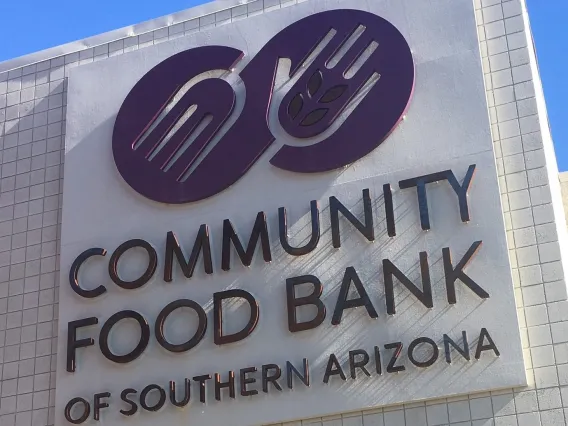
[560,173,568,229]
[1,0,567,425]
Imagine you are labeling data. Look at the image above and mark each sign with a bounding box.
[57,1,526,425]
[111,9,414,204]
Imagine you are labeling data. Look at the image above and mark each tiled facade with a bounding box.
[560,173,568,228]
[0,0,567,425]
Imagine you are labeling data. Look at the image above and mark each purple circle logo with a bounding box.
[112,9,414,204]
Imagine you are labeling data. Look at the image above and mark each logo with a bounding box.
[112,9,414,204]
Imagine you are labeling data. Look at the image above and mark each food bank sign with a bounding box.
[57,1,526,425]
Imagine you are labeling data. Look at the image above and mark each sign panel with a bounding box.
[57,0,526,425]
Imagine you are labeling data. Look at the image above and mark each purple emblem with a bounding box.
[112,9,415,204]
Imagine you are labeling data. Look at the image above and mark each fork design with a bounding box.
[134,78,236,182]
[112,9,414,204]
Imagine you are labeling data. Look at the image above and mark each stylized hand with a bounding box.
[279,25,379,139]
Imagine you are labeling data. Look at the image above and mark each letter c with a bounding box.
[69,248,107,298]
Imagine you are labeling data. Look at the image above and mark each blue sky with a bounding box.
[527,0,568,171]
[0,0,566,170]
